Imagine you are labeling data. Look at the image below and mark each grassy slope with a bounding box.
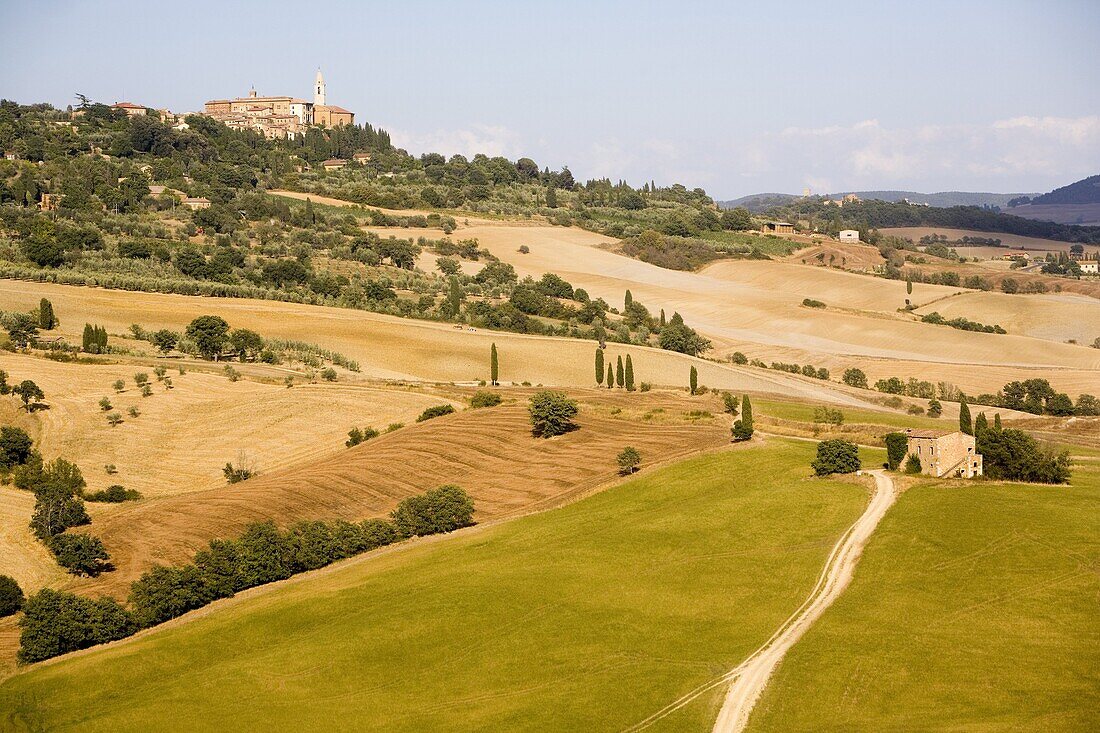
[747,460,1100,732]
[0,440,869,732]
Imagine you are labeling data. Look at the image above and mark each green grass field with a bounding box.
[0,440,869,732]
[754,398,947,431]
[747,461,1100,732]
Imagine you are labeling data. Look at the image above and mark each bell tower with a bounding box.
[314,69,326,107]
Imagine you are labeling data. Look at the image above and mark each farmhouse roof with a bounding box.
[905,428,955,439]
[321,105,353,114]
[113,102,144,109]
[322,158,347,165]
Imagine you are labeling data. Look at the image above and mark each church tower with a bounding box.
[314,69,326,107]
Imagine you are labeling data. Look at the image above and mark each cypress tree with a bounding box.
[97,325,107,351]
[624,355,635,391]
[959,396,973,435]
[974,412,988,437]
[595,348,604,385]
[689,365,698,395]
[490,343,498,386]
[624,290,633,309]
[606,364,614,388]
[82,324,93,352]
[38,298,56,330]
[993,413,1002,431]
[616,355,624,388]
[906,279,913,296]
[659,309,666,327]
[742,395,753,430]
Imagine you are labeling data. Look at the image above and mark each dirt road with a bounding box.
[711,469,896,732]
[623,470,896,732]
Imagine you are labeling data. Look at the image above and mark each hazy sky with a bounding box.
[2,0,1098,199]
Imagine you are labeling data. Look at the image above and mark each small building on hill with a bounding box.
[182,197,211,210]
[1001,251,1030,261]
[1079,260,1098,275]
[112,102,147,118]
[839,229,860,242]
[905,429,982,478]
[322,158,347,170]
[761,221,794,234]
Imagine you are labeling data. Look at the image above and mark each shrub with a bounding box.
[18,589,135,664]
[722,392,739,416]
[112,379,125,393]
[640,382,652,392]
[927,398,943,418]
[904,453,923,473]
[98,396,113,412]
[223,461,254,484]
[528,391,579,437]
[469,391,502,408]
[391,485,475,538]
[416,404,456,422]
[49,533,111,576]
[223,365,241,382]
[128,406,141,418]
[0,575,24,617]
[730,351,748,365]
[813,406,844,425]
[320,368,337,381]
[386,422,404,432]
[106,412,123,426]
[345,426,379,447]
[617,447,641,475]
[802,298,826,308]
[133,372,149,387]
[85,485,142,502]
[811,439,862,476]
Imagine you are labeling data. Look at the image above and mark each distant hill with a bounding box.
[720,190,1036,212]
[1029,175,1100,205]
[1005,175,1100,225]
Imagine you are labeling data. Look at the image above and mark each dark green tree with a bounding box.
[490,343,499,385]
[186,315,230,360]
[13,380,44,410]
[732,395,754,441]
[151,329,179,354]
[48,534,111,576]
[595,348,604,385]
[606,363,614,389]
[616,355,624,388]
[617,447,641,475]
[884,432,909,470]
[624,355,635,391]
[959,396,973,435]
[689,365,698,395]
[0,575,23,617]
[38,298,57,330]
[811,439,862,476]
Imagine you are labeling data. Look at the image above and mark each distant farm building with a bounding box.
[761,221,794,234]
[1080,261,1099,275]
[322,158,347,171]
[112,102,147,117]
[1001,251,1030,261]
[839,229,860,242]
[352,152,372,165]
[182,197,211,210]
[905,429,983,478]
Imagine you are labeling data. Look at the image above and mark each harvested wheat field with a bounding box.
[277,189,1100,392]
[913,290,1100,344]
[881,226,1100,254]
[0,280,880,406]
[68,389,731,600]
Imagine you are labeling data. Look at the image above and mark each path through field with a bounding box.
[624,470,896,732]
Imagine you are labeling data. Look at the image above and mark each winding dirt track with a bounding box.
[623,470,896,732]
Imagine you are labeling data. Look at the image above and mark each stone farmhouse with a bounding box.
[905,429,983,478]
[202,70,354,140]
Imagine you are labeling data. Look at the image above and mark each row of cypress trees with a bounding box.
[81,323,108,353]
[594,348,635,390]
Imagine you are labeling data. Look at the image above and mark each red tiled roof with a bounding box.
[113,102,143,109]
[906,429,955,439]
[321,159,347,165]
[321,105,353,114]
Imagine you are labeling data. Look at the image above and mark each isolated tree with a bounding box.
[617,447,641,475]
[732,395,754,441]
[12,380,44,411]
[147,329,176,355]
[811,439,862,476]
[927,397,943,418]
[906,279,913,296]
[689,365,698,395]
[490,343,499,385]
[616,355,625,388]
[722,392,739,416]
[185,315,230,360]
[112,379,125,393]
[624,355,635,392]
[528,391,579,438]
[959,396,973,435]
[38,298,57,330]
[98,396,112,412]
[606,364,614,389]
[595,348,604,386]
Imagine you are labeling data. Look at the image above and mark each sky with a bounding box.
[2,0,1098,199]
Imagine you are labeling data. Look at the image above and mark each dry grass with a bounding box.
[68,388,730,600]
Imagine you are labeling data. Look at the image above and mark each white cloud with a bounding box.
[719,115,1100,194]
[389,123,524,159]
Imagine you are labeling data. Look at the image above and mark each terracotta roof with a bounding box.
[184,197,210,203]
[113,102,143,109]
[321,105,353,114]
[205,99,231,104]
[906,429,956,439]
[352,152,371,158]
[321,159,347,165]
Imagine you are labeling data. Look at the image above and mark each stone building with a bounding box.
[202,70,354,139]
[904,429,983,478]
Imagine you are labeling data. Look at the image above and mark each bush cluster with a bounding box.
[416,404,456,422]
